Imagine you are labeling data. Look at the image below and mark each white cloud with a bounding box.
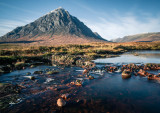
[77,4,160,40]
[81,14,160,40]
[0,2,40,37]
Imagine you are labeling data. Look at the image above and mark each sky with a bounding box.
[0,0,160,40]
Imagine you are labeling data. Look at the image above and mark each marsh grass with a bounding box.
[0,41,160,66]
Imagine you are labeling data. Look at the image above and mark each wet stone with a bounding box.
[26,72,31,75]
[33,71,43,74]
[46,70,59,75]
[61,93,70,99]
[57,98,66,107]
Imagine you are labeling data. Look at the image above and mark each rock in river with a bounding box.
[33,71,43,74]
[61,93,70,99]
[57,98,66,107]
[23,76,35,80]
[122,70,131,79]
[46,70,59,75]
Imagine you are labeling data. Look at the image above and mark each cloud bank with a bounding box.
[82,13,160,40]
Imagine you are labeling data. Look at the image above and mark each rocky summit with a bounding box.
[0,7,106,45]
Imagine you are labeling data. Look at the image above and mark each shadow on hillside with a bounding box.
[136,41,152,42]
[0,41,41,44]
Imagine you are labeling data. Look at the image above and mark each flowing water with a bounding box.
[1,50,160,113]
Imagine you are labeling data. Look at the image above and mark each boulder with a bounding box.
[89,75,94,80]
[57,98,66,107]
[122,70,131,79]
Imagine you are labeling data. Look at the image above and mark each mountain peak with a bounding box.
[56,7,65,10]
[47,7,67,15]
[0,7,106,45]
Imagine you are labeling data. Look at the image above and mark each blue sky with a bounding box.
[0,0,160,40]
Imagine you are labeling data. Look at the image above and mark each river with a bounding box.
[1,50,160,113]
[94,50,160,64]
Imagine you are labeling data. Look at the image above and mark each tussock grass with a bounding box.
[0,41,160,60]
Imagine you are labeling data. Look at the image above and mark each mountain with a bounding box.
[111,32,160,42]
[93,32,103,39]
[0,7,106,45]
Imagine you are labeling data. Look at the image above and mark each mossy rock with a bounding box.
[46,70,59,75]
[33,71,43,74]
[30,65,36,68]
[15,62,30,70]
[0,66,12,74]
[15,62,25,67]
[0,83,21,97]
[45,68,50,71]
[0,94,20,110]
[26,72,31,75]
[0,69,4,74]
[0,83,9,88]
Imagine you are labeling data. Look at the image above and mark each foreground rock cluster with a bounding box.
[0,61,160,112]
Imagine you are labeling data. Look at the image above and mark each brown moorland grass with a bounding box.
[0,41,160,57]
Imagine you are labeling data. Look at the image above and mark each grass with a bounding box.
[0,41,160,66]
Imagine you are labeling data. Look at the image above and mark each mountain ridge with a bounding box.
[111,32,160,42]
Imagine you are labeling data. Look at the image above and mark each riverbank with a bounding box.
[0,43,124,74]
[0,41,160,74]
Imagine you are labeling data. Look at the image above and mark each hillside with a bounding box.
[111,32,160,42]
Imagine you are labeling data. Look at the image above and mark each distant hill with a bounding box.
[111,32,160,42]
[0,7,107,45]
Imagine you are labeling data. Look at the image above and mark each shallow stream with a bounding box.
[1,50,160,113]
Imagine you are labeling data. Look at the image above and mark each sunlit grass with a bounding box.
[0,41,160,57]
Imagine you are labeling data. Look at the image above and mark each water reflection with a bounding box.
[93,50,160,64]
